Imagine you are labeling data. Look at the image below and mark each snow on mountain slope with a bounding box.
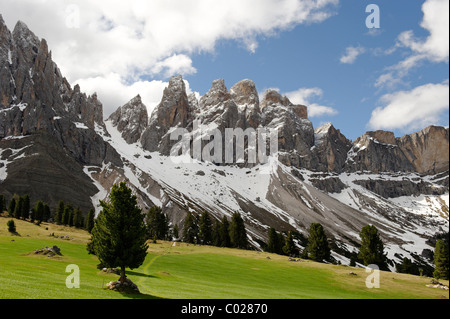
[83,119,449,271]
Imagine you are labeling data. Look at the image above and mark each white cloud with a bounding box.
[340,46,365,64]
[0,0,339,117]
[285,87,338,117]
[375,0,449,89]
[368,81,449,131]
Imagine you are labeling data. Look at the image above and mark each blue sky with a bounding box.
[1,0,448,140]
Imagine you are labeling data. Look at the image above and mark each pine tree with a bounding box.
[14,196,24,219]
[267,227,281,254]
[198,211,213,245]
[43,204,51,222]
[220,216,231,247]
[90,182,148,282]
[34,201,45,223]
[229,212,247,249]
[283,231,299,257]
[22,195,30,220]
[171,224,178,240]
[8,197,16,218]
[306,223,330,262]
[85,209,95,233]
[182,212,198,244]
[0,194,5,213]
[73,207,83,228]
[212,220,221,246]
[56,201,64,225]
[358,225,388,270]
[433,240,449,280]
[146,206,169,240]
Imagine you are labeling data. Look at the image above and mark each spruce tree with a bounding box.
[43,204,51,222]
[358,225,388,270]
[146,206,169,240]
[212,220,221,246]
[22,195,30,220]
[229,212,247,249]
[220,216,231,247]
[90,182,148,282]
[34,201,45,223]
[8,197,16,218]
[0,194,5,213]
[73,207,83,228]
[433,240,449,280]
[172,224,179,240]
[267,227,281,254]
[85,209,95,233]
[182,212,198,244]
[198,211,213,245]
[306,223,330,262]
[14,196,24,219]
[283,231,299,257]
[56,201,64,225]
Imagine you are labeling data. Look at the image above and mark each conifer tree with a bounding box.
[146,206,169,240]
[22,195,30,220]
[267,227,281,254]
[212,220,221,246]
[8,197,16,218]
[229,212,247,249]
[56,201,64,225]
[198,211,213,245]
[358,225,388,270]
[306,223,330,262]
[14,196,24,220]
[220,216,231,248]
[182,212,198,244]
[73,207,83,228]
[0,194,5,213]
[34,200,45,223]
[43,204,51,222]
[85,209,95,233]
[433,240,449,280]
[90,182,148,282]
[283,231,299,257]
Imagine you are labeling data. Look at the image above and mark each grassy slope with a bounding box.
[0,216,448,299]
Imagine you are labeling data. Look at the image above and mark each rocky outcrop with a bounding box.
[398,126,449,174]
[140,75,191,154]
[108,95,148,144]
[345,127,449,175]
[345,131,415,173]
[313,123,353,173]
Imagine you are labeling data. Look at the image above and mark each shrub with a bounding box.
[7,220,16,233]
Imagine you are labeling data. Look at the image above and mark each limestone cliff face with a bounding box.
[398,126,449,174]
[0,17,121,212]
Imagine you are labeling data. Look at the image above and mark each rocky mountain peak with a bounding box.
[229,79,259,111]
[199,78,230,109]
[108,94,149,144]
[261,90,291,108]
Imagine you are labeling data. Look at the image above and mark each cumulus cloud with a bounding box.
[368,81,449,131]
[285,87,338,117]
[340,46,366,64]
[375,0,449,89]
[0,0,339,117]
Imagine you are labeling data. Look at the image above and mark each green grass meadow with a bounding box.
[0,217,448,300]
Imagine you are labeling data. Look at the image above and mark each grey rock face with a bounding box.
[140,75,191,154]
[108,95,148,144]
[313,123,353,173]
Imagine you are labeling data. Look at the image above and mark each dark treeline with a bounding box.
[0,193,95,232]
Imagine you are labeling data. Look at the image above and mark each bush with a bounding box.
[7,220,16,233]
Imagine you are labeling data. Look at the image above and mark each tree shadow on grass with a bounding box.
[127,270,156,279]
